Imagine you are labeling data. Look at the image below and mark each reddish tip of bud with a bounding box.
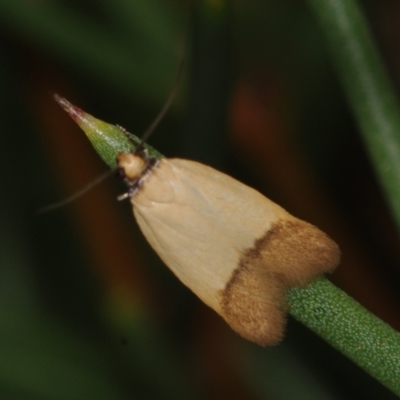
[51,92,84,122]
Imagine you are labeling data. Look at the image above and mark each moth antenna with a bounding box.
[37,169,115,214]
[135,58,185,154]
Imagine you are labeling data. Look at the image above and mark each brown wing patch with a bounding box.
[220,219,340,346]
[220,261,287,346]
[246,219,340,287]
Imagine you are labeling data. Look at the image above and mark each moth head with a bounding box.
[117,152,147,180]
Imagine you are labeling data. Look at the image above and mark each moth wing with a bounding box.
[131,158,339,345]
[131,159,284,306]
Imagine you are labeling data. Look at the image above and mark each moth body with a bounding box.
[117,152,340,346]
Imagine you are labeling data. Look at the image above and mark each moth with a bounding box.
[117,150,340,346]
[51,93,340,346]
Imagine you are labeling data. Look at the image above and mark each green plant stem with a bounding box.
[306,0,400,233]
[288,280,400,395]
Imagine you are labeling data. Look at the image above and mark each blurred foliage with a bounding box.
[0,0,400,399]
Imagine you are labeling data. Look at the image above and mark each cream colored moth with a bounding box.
[117,150,340,346]
[51,92,340,346]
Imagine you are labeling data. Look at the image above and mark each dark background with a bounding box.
[0,1,399,399]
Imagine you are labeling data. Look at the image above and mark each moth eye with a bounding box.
[116,168,126,179]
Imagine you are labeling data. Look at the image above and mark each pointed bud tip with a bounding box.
[51,92,84,122]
